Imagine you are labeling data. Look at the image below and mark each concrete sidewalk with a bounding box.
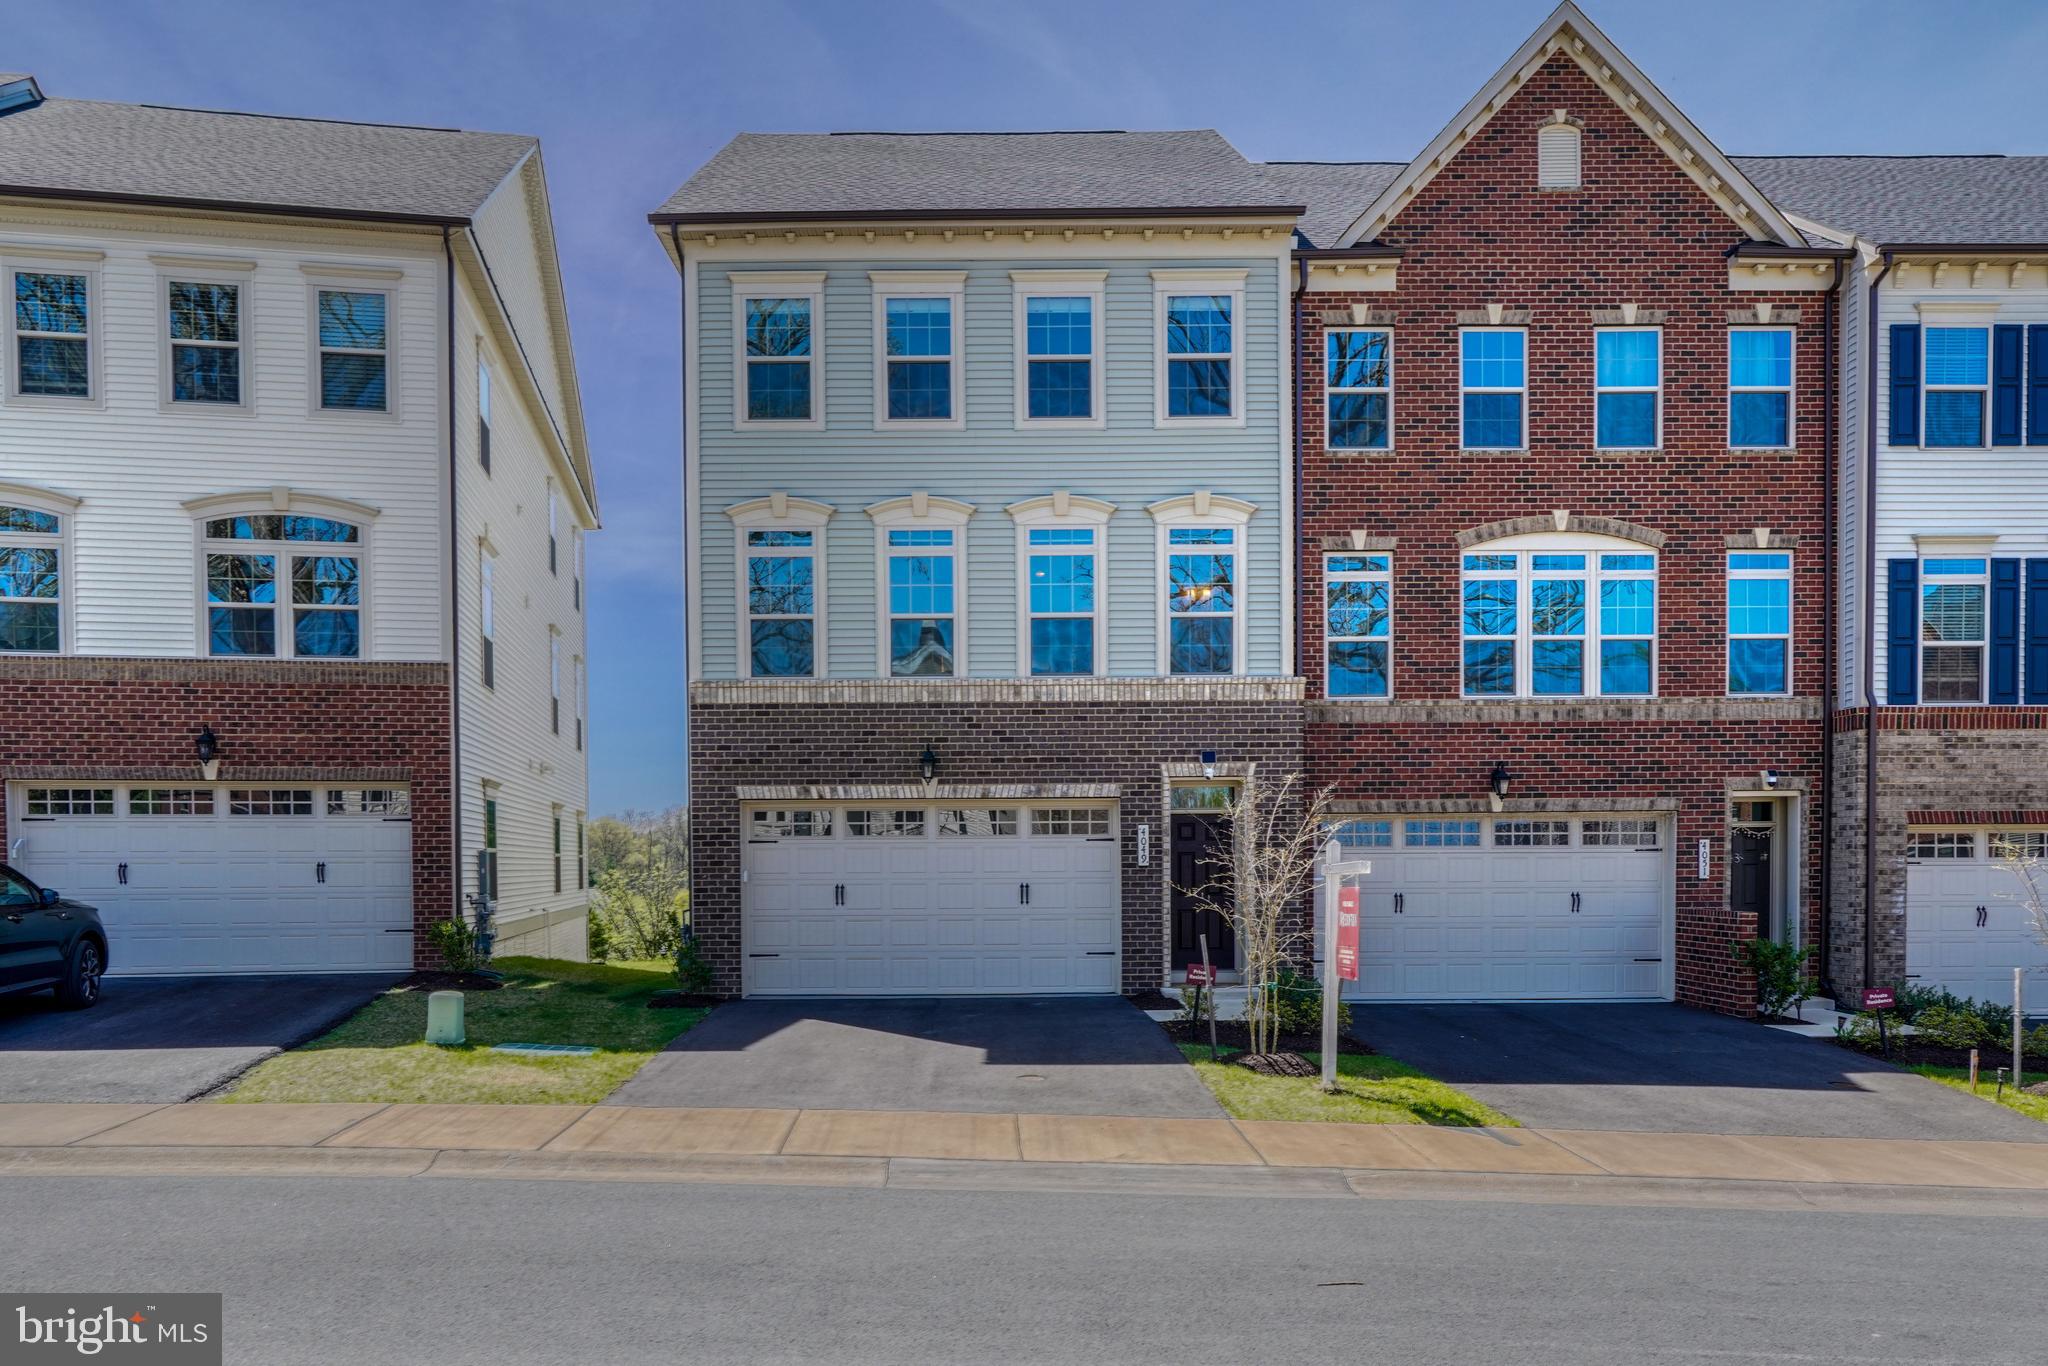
[4,1101,2048,1195]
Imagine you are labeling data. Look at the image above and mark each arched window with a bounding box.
[1461,533,1655,698]
[192,498,369,658]
[1537,121,1581,190]
[0,487,69,654]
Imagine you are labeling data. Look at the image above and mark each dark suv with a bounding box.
[1,863,106,1008]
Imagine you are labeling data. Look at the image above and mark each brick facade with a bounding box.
[1297,53,1830,1013]
[0,656,454,966]
[686,681,1304,997]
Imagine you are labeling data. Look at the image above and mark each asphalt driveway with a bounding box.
[606,997,1221,1117]
[1355,1002,2048,1141]
[0,974,401,1103]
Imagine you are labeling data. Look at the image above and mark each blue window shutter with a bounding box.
[1993,325,2024,446]
[1990,557,2020,703]
[1886,558,1918,705]
[1889,324,1920,446]
[2029,325,2048,446]
[2027,559,2048,704]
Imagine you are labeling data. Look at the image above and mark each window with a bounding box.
[229,789,313,816]
[1032,807,1111,837]
[1460,328,1525,449]
[481,796,500,900]
[1405,819,1480,848]
[1920,557,1988,702]
[1170,784,1236,811]
[477,359,491,470]
[1728,552,1793,695]
[1907,831,1975,860]
[1027,528,1096,676]
[553,809,563,895]
[741,297,814,421]
[573,655,585,751]
[0,502,62,654]
[731,497,830,679]
[1493,819,1569,847]
[12,268,91,399]
[1332,819,1393,850]
[1595,328,1661,449]
[1461,546,1656,698]
[1015,273,1104,425]
[749,808,832,838]
[327,789,408,816]
[480,549,496,687]
[873,273,963,427]
[1583,818,1660,848]
[1155,270,1246,424]
[846,809,925,838]
[573,529,583,611]
[548,488,558,575]
[316,289,389,411]
[549,631,562,734]
[1325,553,1390,698]
[939,808,1018,837]
[885,529,957,675]
[167,279,241,405]
[203,513,361,658]
[1326,329,1391,450]
[1990,831,2047,859]
[576,816,586,889]
[1729,328,1793,448]
[1537,122,1581,189]
[1166,527,1237,675]
[25,787,112,816]
[1924,326,1989,447]
[130,789,214,816]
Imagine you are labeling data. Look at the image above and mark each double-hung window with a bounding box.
[745,529,818,677]
[572,529,584,611]
[548,488,559,575]
[1460,328,1525,449]
[167,278,243,405]
[1026,528,1098,675]
[204,512,363,658]
[1920,557,1988,702]
[1324,553,1390,697]
[733,272,823,427]
[477,359,492,470]
[873,273,964,427]
[1924,326,1990,447]
[480,549,496,687]
[573,656,586,750]
[316,288,389,411]
[552,809,563,895]
[1014,272,1104,426]
[884,529,959,675]
[1595,328,1660,449]
[481,795,499,902]
[1727,552,1792,695]
[1729,328,1793,448]
[1461,545,1656,697]
[1326,329,1391,450]
[1155,270,1245,424]
[0,501,63,653]
[549,631,562,735]
[12,266,92,400]
[1165,527,1238,674]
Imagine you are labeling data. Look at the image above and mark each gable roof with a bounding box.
[651,129,1301,224]
[1255,162,1402,249]
[1334,2,1804,249]
[0,88,536,224]
[1732,155,2048,248]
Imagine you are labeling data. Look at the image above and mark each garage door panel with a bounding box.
[1906,839,2048,1003]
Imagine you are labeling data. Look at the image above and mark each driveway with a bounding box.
[0,974,401,1103]
[1355,1002,2048,1141]
[606,997,1221,1117]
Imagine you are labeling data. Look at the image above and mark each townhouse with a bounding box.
[652,133,1304,997]
[0,75,596,974]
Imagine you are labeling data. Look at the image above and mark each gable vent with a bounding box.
[1537,120,1581,189]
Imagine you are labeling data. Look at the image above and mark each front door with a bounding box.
[1169,813,1234,970]
[1730,825,1773,940]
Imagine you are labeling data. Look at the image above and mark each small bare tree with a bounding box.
[1994,836,2048,958]
[1177,771,1334,1057]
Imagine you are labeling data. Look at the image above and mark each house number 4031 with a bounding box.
[1696,838,1711,881]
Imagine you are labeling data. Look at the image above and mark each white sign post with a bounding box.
[2017,967,2027,1090]
[1320,841,1371,1093]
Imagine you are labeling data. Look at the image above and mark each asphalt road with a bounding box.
[0,1173,2038,1365]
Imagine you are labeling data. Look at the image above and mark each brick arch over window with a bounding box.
[1455,513,1664,550]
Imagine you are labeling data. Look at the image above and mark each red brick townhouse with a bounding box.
[1273,5,1841,1012]
[0,77,596,976]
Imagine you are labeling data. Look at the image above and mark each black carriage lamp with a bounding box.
[1201,750,1218,780]
[196,725,221,781]
[919,744,939,784]
[1490,761,1512,800]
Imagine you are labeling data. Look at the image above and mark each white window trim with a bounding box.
[1728,325,1795,450]
[155,257,255,414]
[479,540,496,689]
[1458,532,1658,700]
[4,249,105,410]
[1921,320,1993,452]
[1324,325,1393,452]
[1594,326,1662,451]
[1153,269,1248,429]
[1011,270,1107,430]
[1919,555,1990,705]
[870,271,966,432]
[868,494,973,677]
[1008,493,1115,679]
[549,627,562,734]
[1323,550,1392,700]
[1459,325,1526,451]
[1727,551,1793,698]
[727,495,832,679]
[730,271,825,432]
[183,489,378,661]
[572,526,584,611]
[0,480,78,657]
[477,352,493,471]
[573,653,586,751]
[547,483,559,576]
[303,268,401,421]
[1148,493,1255,676]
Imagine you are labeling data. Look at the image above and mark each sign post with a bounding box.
[1193,937,1219,1061]
[1319,841,1369,1093]
[2016,968,2026,1093]
[1863,986,1895,1056]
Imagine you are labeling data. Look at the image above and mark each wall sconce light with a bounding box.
[1201,750,1217,781]
[1489,761,1511,812]
[919,744,939,785]
[195,725,221,782]
[1762,768,1779,790]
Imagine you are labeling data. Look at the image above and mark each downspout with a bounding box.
[1818,273,1836,991]
[443,227,465,926]
[1862,250,1896,993]
[1291,251,1309,679]
[669,224,692,939]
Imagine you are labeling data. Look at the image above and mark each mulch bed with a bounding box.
[1235,1052,1319,1078]
[648,991,722,1010]
[2026,1081,2048,1097]
[1158,1017,1371,1057]
[1125,989,1181,1011]
[1835,1038,2046,1070]
[396,971,503,992]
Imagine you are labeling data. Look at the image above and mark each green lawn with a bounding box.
[1178,1044,1516,1127]
[1910,1064,2048,1124]
[218,957,704,1105]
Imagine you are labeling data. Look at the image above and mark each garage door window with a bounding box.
[25,787,111,816]
[1404,819,1480,847]
[129,788,214,816]
[1908,832,1974,860]
[1033,808,1112,837]
[1583,819,1661,848]
[939,808,1018,837]
[327,789,409,816]
[1493,819,1569,847]
[230,788,313,816]
[750,809,832,838]
[1332,819,1393,850]
[847,809,924,837]
[1991,831,2048,859]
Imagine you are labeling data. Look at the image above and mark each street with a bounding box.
[0,1172,2036,1365]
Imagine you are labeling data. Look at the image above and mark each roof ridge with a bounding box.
[55,94,522,140]
[1733,152,2026,161]
[823,128,1141,138]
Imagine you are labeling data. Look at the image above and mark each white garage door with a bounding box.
[1325,815,1671,1001]
[9,783,413,975]
[742,802,1120,996]
[1906,829,2048,1004]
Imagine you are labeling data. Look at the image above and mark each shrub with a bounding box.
[589,867,683,962]
[673,931,715,995]
[2026,1024,2048,1060]
[1268,967,1352,1038]
[585,910,612,964]
[1835,1011,1892,1050]
[1911,1004,1994,1050]
[1732,938,1815,1019]
[426,917,484,975]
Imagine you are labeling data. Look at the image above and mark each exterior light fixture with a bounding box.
[919,744,939,784]
[196,725,221,782]
[1488,761,1511,812]
[1763,768,1780,790]
[1201,750,1217,781]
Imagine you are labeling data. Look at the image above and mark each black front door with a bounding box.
[1170,814,1234,969]
[1731,828,1773,939]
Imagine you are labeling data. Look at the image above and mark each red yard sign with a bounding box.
[1184,963,1216,986]
[1335,885,1361,982]
[1862,987,1897,1012]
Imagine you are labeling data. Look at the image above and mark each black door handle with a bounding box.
[1393,892,1403,914]
[1977,905,1988,927]
[117,862,128,886]
[316,862,327,884]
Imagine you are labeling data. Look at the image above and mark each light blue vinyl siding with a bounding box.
[696,256,1287,679]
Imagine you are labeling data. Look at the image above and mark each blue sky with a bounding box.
[16,0,2043,814]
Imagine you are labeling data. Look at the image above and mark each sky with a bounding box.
[14,0,2044,815]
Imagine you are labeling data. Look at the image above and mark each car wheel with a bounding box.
[54,939,103,1009]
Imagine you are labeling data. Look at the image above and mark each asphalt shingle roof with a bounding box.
[652,130,1302,222]
[0,90,535,222]
[1731,155,2048,247]
[1255,162,1402,247]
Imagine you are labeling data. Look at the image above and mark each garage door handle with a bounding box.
[317,862,327,884]
[1393,892,1403,914]
[1571,892,1581,913]
[117,862,128,886]
[1977,905,1988,927]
